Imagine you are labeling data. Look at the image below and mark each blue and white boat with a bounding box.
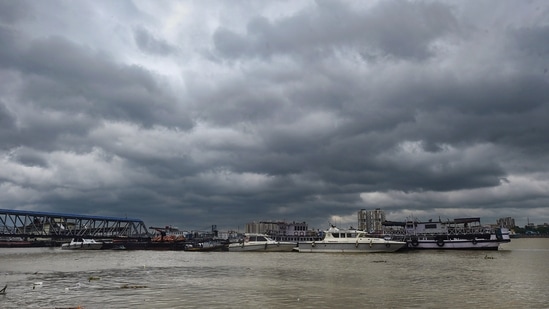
[382,217,511,250]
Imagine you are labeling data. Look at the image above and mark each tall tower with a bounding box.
[357,208,386,232]
[496,217,515,229]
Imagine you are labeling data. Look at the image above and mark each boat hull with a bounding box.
[0,241,52,248]
[61,243,103,250]
[405,239,507,250]
[228,242,296,252]
[185,241,228,252]
[61,238,103,250]
[297,241,405,253]
[185,244,227,252]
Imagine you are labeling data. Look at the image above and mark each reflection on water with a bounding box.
[1,238,548,308]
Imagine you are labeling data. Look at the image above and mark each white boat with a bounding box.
[382,217,511,250]
[296,226,406,253]
[228,233,296,252]
[61,238,103,250]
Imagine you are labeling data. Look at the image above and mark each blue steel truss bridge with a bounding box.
[0,208,151,241]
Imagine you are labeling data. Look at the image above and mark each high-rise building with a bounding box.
[496,217,515,228]
[245,221,309,238]
[245,221,279,234]
[357,208,386,232]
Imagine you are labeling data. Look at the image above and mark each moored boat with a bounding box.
[296,226,406,253]
[61,238,103,250]
[146,225,188,250]
[382,217,511,250]
[228,233,296,252]
[184,239,228,252]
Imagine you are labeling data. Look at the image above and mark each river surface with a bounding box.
[0,238,547,309]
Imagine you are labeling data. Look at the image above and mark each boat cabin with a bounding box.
[245,234,270,242]
[325,227,368,239]
[383,217,492,236]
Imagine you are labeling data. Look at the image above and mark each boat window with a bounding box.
[256,236,267,241]
[332,233,340,238]
[346,233,355,238]
[425,224,437,229]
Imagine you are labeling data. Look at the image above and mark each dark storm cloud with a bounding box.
[21,38,183,126]
[511,26,549,58]
[0,101,17,149]
[378,71,549,154]
[0,29,193,139]
[1,0,548,230]
[213,0,457,60]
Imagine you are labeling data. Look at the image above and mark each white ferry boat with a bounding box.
[382,217,511,250]
[228,233,296,252]
[61,238,103,250]
[296,226,406,253]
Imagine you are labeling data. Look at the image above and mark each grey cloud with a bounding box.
[0,101,15,130]
[0,0,31,24]
[407,74,549,152]
[134,26,177,55]
[511,26,549,57]
[0,25,22,66]
[6,35,192,130]
[213,0,458,60]
[10,147,49,168]
[0,101,17,150]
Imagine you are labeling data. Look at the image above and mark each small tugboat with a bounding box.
[147,225,187,250]
[296,225,406,253]
[61,238,103,250]
[382,217,511,250]
[228,233,296,252]
[147,225,229,251]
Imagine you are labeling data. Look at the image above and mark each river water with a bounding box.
[0,238,547,309]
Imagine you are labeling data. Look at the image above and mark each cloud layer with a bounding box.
[1,0,548,230]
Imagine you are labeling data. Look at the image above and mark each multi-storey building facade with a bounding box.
[357,208,386,233]
[496,217,516,229]
[245,221,279,234]
[245,221,311,239]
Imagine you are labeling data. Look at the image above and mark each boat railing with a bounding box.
[383,223,496,236]
[386,229,494,238]
[447,226,493,235]
[382,228,407,235]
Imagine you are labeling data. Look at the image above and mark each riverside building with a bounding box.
[358,208,386,233]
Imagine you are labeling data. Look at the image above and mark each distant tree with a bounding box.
[514,225,548,235]
[537,226,549,235]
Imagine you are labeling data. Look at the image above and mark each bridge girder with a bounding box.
[0,209,151,240]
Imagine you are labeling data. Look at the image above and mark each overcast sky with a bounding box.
[1,0,548,231]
